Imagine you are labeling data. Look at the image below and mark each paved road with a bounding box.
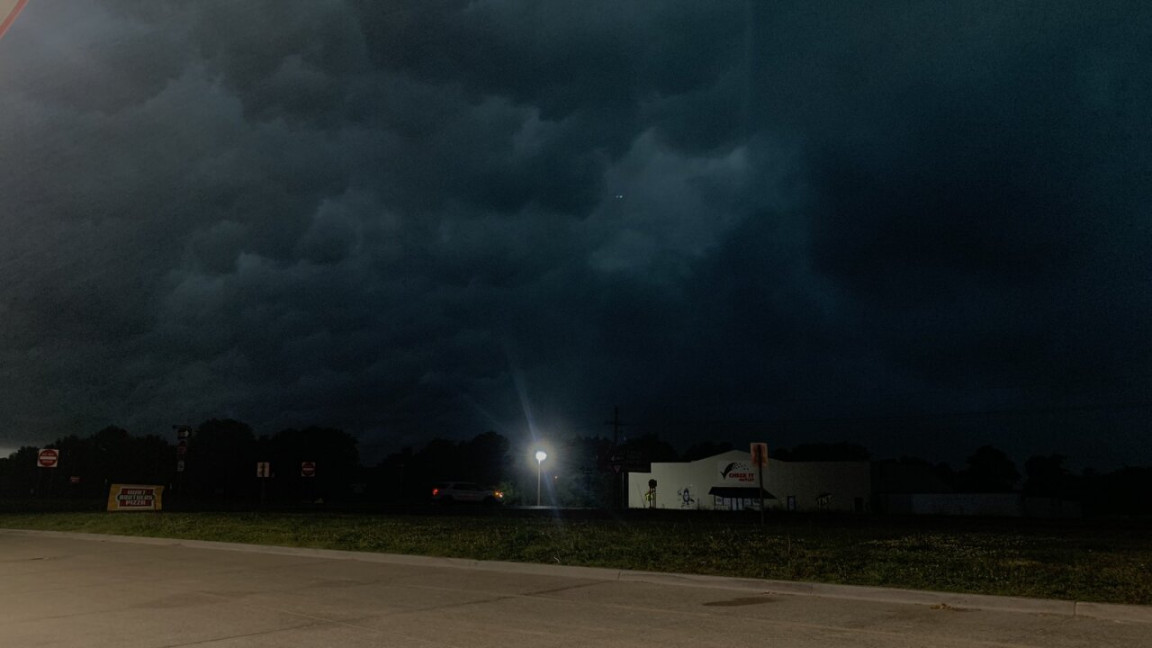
[1,530,1148,647]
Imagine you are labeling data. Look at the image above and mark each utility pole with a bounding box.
[605,406,628,509]
[607,406,623,447]
[173,425,191,498]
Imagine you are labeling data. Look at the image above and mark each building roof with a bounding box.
[690,449,751,465]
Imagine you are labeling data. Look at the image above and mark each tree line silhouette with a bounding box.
[1,423,1150,515]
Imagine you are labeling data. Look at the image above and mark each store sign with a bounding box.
[718,460,756,483]
[107,484,164,512]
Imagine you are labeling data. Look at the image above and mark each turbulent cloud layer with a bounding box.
[1,0,1149,467]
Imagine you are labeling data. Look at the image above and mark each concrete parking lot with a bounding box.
[1,530,1148,647]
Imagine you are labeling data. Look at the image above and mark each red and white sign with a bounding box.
[718,460,756,483]
[750,442,769,467]
[300,461,316,477]
[0,0,29,41]
[37,448,60,468]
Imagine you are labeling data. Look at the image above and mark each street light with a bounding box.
[534,450,547,506]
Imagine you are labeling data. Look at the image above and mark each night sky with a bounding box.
[1,1,1149,468]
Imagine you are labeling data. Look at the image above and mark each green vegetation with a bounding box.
[2,510,1150,605]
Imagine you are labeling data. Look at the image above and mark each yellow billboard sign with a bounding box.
[107,484,164,512]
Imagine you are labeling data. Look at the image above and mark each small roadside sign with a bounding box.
[256,462,271,478]
[750,442,768,467]
[301,461,316,478]
[37,448,60,468]
[750,442,768,525]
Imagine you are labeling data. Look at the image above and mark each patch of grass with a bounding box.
[2,509,1150,605]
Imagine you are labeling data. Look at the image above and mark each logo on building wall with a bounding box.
[718,461,756,483]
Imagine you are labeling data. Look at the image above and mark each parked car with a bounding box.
[430,481,504,505]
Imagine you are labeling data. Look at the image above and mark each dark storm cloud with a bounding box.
[0,0,1149,467]
[789,3,1152,410]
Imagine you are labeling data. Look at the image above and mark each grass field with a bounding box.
[2,507,1150,605]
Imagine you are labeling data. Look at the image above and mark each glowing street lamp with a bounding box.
[534,450,547,506]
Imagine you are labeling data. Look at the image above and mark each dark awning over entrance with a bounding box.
[708,486,776,499]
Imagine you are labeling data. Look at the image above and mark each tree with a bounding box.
[375,446,414,502]
[774,442,870,462]
[957,445,1020,492]
[1083,466,1152,516]
[552,436,615,508]
[461,431,510,488]
[682,440,733,462]
[1023,454,1078,498]
[186,419,256,498]
[617,433,679,470]
[385,433,512,502]
[0,446,41,497]
[269,426,360,500]
[1,428,174,500]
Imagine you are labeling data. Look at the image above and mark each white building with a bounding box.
[628,450,871,513]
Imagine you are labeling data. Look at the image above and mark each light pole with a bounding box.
[534,450,547,506]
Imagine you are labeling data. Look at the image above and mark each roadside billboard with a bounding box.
[107,484,164,512]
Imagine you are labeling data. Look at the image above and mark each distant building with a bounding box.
[881,493,1081,518]
[627,450,871,513]
[872,460,1081,518]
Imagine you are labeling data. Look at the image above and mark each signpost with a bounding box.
[609,454,625,510]
[751,442,768,525]
[256,462,272,506]
[173,425,191,496]
[300,461,316,478]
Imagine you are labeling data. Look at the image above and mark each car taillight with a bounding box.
[432,488,440,496]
